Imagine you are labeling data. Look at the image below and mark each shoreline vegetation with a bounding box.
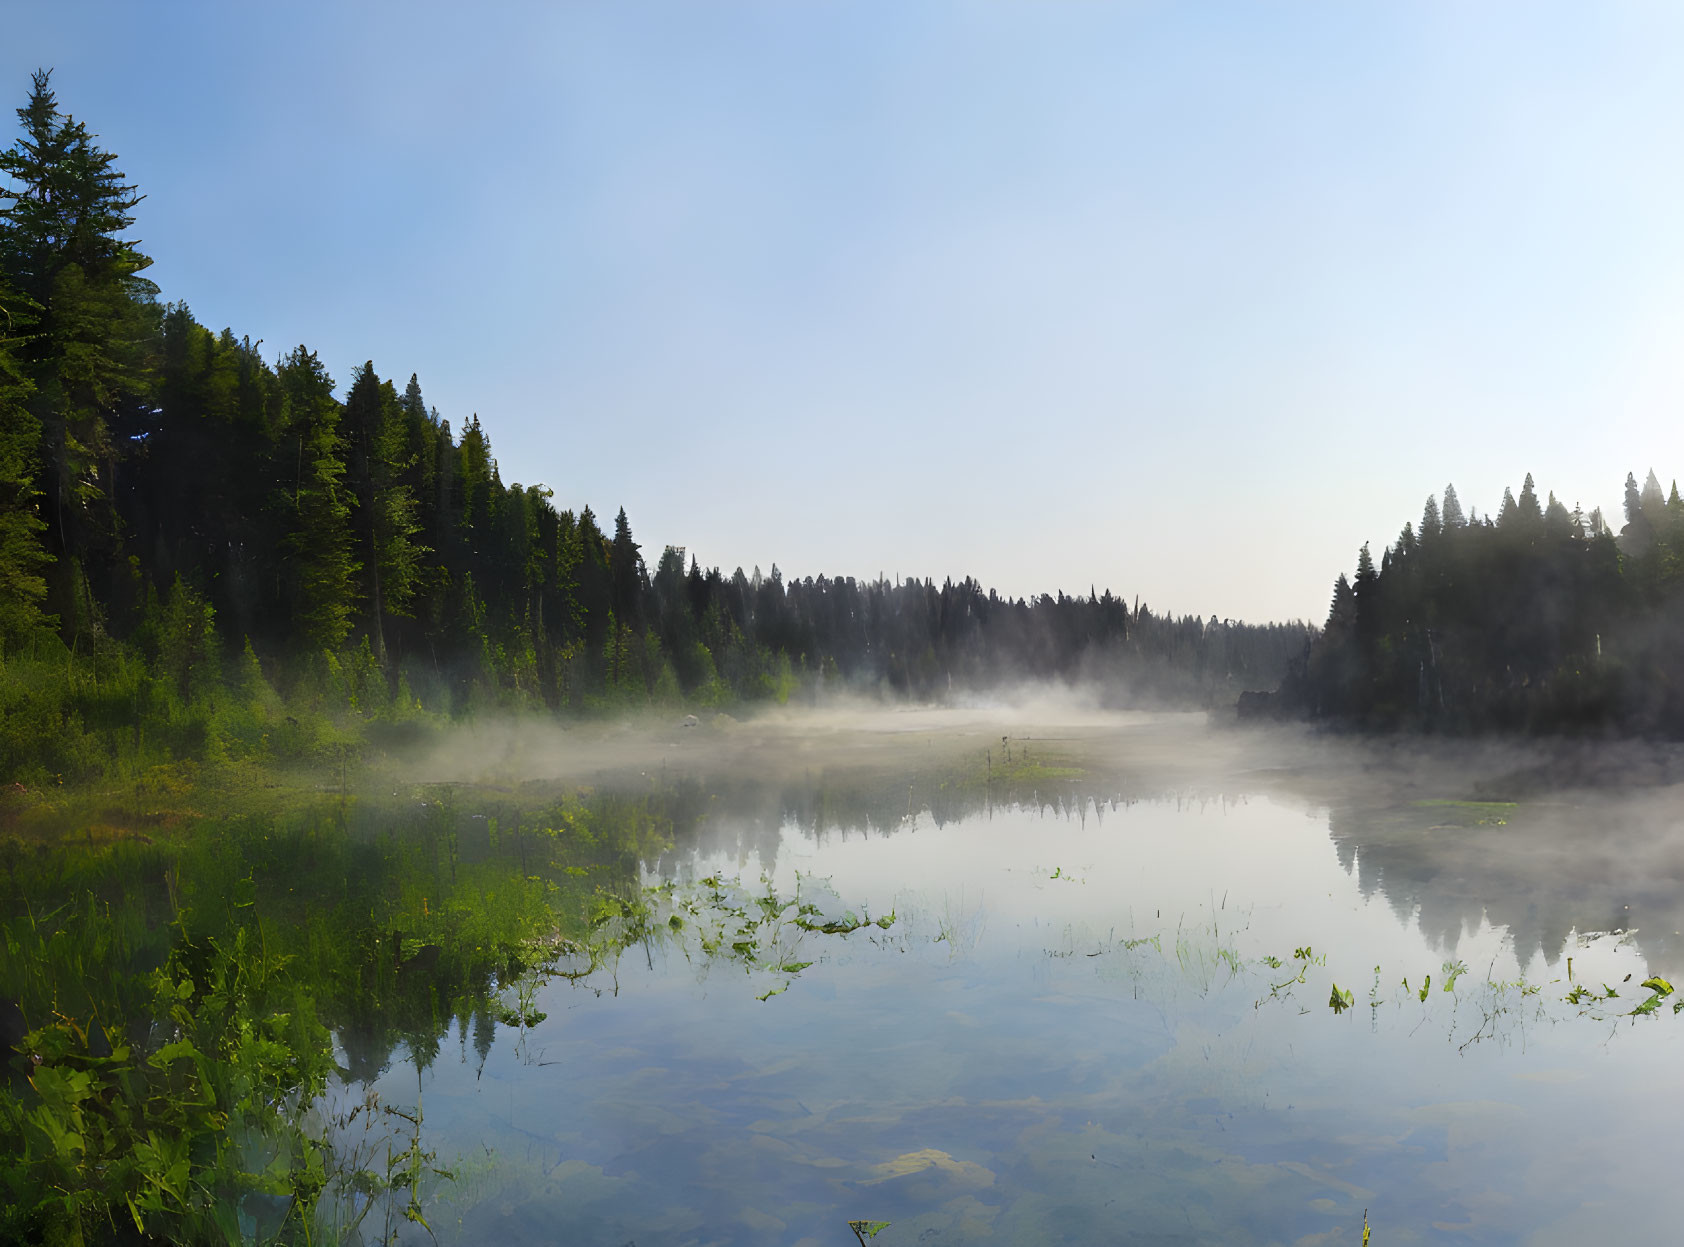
[6,62,1684,1247]
[1254,471,1684,737]
[0,68,1307,802]
[4,60,1675,833]
[0,772,904,1244]
[0,712,1214,1246]
[9,722,1684,1243]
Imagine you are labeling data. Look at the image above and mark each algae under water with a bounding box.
[5,710,1684,1244]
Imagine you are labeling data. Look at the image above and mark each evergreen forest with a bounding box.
[9,42,1684,1247]
[6,65,1684,785]
[1280,471,1684,734]
[0,71,1308,786]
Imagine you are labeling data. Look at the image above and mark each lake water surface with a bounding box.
[347,711,1684,1246]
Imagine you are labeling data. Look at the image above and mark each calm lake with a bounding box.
[348,709,1684,1245]
[8,708,1682,1245]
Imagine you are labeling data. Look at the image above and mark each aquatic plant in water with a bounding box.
[0,784,868,1244]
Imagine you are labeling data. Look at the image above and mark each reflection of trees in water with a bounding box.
[37,753,1683,1240]
[641,755,1684,987]
[643,763,1251,878]
[3,784,715,1239]
[1328,796,1684,976]
[5,788,656,1084]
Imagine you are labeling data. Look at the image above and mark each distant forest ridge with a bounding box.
[0,69,1308,766]
[1269,469,1684,735]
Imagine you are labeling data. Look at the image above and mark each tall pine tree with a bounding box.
[278,348,358,649]
[341,362,426,663]
[0,69,158,627]
[1441,483,1466,530]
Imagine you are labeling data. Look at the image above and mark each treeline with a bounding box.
[0,71,1308,780]
[1279,470,1684,734]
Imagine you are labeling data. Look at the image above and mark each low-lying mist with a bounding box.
[388,684,1219,792]
[367,692,1684,981]
[382,680,1684,799]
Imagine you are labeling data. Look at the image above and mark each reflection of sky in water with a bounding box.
[367,790,1679,1245]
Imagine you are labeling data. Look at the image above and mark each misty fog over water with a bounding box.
[330,706,1684,1244]
[14,18,1684,1244]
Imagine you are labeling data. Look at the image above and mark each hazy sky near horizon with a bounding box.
[8,2,1684,623]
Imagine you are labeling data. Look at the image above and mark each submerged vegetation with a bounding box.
[5,731,1681,1240]
[1,787,627,1243]
[0,733,1149,1242]
[3,61,1683,1247]
[1052,909,1684,1047]
[0,779,891,1244]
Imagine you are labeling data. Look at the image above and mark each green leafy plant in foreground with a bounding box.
[2,924,338,1245]
[0,783,739,1243]
[1629,976,1674,1017]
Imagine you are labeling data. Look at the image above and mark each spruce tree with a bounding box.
[1326,576,1353,633]
[341,362,426,662]
[1497,486,1518,528]
[1353,543,1379,634]
[574,506,612,648]
[1441,483,1466,529]
[278,347,357,649]
[453,414,495,551]
[0,70,158,625]
[1516,473,1543,532]
[398,373,438,539]
[1420,494,1442,543]
[610,506,645,634]
[373,378,426,624]
[0,72,150,296]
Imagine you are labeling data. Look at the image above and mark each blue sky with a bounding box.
[8,1,1684,622]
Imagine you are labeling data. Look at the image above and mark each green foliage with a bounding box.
[0,284,50,649]
[1253,934,1684,1047]
[279,349,358,652]
[0,70,1322,725]
[0,636,158,783]
[1289,470,1684,735]
[151,576,220,705]
[1,909,335,1245]
[0,782,858,1242]
[0,69,157,631]
[340,364,428,663]
[1630,976,1674,1017]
